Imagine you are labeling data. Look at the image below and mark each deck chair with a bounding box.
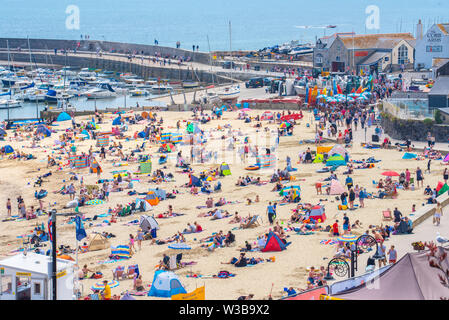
[90,293,100,300]
[242,215,261,229]
[169,255,178,270]
[127,265,139,279]
[112,266,126,280]
[382,210,393,221]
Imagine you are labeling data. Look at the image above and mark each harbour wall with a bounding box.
[0,38,211,64]
[0,51,228,83]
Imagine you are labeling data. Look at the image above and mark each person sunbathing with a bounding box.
[229,212,242,223]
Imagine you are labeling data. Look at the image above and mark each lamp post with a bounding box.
[50,209,57,300]
[324,234,382,281]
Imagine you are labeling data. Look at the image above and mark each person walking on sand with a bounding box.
[6,198,11,217]
[444,168,448,184]
[416,167,423,188]
[267,202,275,225]
[136,229,144,251]
[434,202,443,226]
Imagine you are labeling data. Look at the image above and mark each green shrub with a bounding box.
[423,118,434,126]
[435,109,443,124]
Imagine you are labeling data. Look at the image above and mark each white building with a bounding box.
[0,252,75,300]
[415,22,449,69]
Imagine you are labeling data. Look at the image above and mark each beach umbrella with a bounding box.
[168,243,192,250]
[279,122,291,129]
[337,234,358,243]
[91,280,119,291]
[381,171,399,177]
[161,143,176,152]
[86,199,105,205]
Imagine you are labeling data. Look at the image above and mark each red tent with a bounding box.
[281,113,303,121]
[261,231,288,252]
[309,205,326,223]
[436,181,444,193]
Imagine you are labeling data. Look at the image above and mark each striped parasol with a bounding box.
[337,234,358,243]
[91,280,119,291]
[86,199,105,205]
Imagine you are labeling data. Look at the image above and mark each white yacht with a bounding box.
[84,83,117,99]
[217,85,240,100]
[0,99,21,109]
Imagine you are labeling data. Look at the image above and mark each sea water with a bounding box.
[0,0,447,51]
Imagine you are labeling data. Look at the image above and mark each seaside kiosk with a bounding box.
[0,252,75,300]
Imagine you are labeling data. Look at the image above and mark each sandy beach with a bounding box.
[0,105,447,300]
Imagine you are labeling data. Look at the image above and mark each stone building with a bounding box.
[415,23,449,70]
[313,33,415,75]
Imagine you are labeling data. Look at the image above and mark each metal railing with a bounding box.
[382,99,434,120]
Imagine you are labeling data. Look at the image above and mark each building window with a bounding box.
[426,46,443,52]
[1,275,12,294]
[398,45,408,65]
[336,56,340,61]
[34,283,41,295]
[315,54,323,64]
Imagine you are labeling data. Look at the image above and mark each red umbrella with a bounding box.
[381,171,399,177]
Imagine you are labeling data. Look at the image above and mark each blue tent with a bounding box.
[56,112,71,122]
[189,175,203,187]
[138,131,146,138]
[112,116,122,125]
[36,125,51,137]
[402,152,417,160]
[3,145,14,154]
[148,270,186,298]
[80,130,90,139]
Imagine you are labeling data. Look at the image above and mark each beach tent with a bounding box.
[326,155,346,167]
[281,113,303,121]
[171,133,183,144]
[137,131,146,138]
[186,122,201,134]
[136,198,152,212]
[149,188,166,201]
[56,112,71,122]
[88,233,110,251]
[139,215,159,232]
[313,153,324,163]
[261,111,274,120]
[438,183,449,195]
[257,154,277,169]
[36,125,51,137]
[188,174,203,187]
[96,136,109,147]
[330,246,449,300]
[328,145,348,157]
[145,191,160,206]
[80,129,90,139]
[402,152,417,160]
[261,231,288,252]
[161,143,176,153]
[317,146,333,154]
[139,161,152,174]
[220,163,231,176]
[444,154,449,163]
[112,116,122,126]
[160,132,171,143]
[111,245,131,259]
[2,145,14,154]
[329,179,346,195]
[309,205,326,223]
[148,270,187,298]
